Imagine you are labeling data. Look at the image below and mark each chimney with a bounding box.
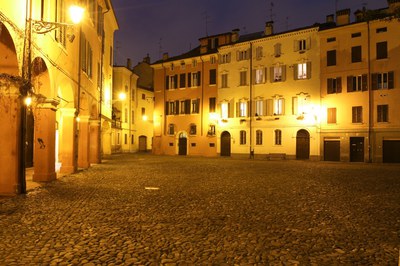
[264,21,274,36]
[388,0,400,13]
[354,8,365,22]
[162,52,169,61]
[231,29,240,43]
[143,54,150,64]
[326,14,335,23]
[127,58,132,69]
[336,9,350,26]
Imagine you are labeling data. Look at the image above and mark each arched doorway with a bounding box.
[220,131,231,156]
[178,132,187,155]
[296,129,310,160]
[139,135,147,152]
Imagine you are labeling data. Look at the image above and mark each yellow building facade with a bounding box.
[0,0,118,195]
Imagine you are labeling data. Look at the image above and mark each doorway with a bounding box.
[350,137,364,162]
[138,135,147,152]
[296,129,310,160]
[220,131,231,156]
[178,133,187,155]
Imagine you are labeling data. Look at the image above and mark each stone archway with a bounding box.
[0,22,22,194]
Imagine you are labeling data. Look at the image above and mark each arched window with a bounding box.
[256,130,263,145]
[240,130,246,145]
[275,129,282,145]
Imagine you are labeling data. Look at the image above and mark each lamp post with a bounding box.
[19,0,84,193]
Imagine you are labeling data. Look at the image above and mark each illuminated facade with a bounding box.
[0,0,118,195]
[112,58,154,153]
[320,1,400,162]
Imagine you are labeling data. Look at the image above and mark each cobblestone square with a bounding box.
[1,154,399,265]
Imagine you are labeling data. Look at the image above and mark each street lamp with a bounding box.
[19,1,85,193]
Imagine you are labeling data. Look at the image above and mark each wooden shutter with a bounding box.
[187,73,192,87]
[247,101,250,117]
[185,99,191,114]
[266,99,273,116]
[371,73,378,90]
[327,79,333,94]
[281,99,285,115]
[175,100,179,114]
[347,76,353,92]
[270,67,274,83]
[306,62,312,79]
[337,77,342,93]
[281,65,286,81]
[362,74,368,91]
[165,75,169,90]
[292,97,298,115]
[294,40,299,52]
[306,37,311,50]
[174,75,178,89]
[388,71,394,89]
[165,101,169,115]
[197,71,201,86]
[294,64,298,80]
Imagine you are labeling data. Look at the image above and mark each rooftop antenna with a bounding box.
[269,1,275,21]
[158,38,163,60]
[335,0,339,13]
[202,11,211,36]
[285,16,289,31]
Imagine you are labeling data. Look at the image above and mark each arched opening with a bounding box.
[178,132,187,155]
[220,131,231,156]
[296,129,310,160]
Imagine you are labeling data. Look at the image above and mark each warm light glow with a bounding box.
[69,5,85,24]
[118,92,126,101]
[24,97,32,106]
[76,117,81,123]
[142,115,148,121]
[209,112,218,121]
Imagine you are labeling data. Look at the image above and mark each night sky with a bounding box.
[112,0,387,66]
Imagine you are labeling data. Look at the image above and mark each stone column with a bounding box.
[78,115,90,168]
[89,119,101,164]
[32,100,58,182]
[59,108,77,174]
[0,86,21,195]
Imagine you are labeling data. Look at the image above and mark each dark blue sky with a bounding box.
[112,0,387,66]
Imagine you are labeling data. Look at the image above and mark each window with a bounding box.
[189,124,197,135]
[180,61,186,70]
[327,77,342,94]
[371,72,394,89]
[221,102,229,119]
[239,70,247,86]
[55,0,66,46]
[294,39,310,52]
[221,73,228,88]
[131,110,135,124]
[377,105,388,122]
[180,99,191,114]
[271,65,286,82]
[189,71,201,87]
[141,93,145,100]
[376,27,387,33]
[131,135,134,145]
[237,101,248,117]
[237,50,249,61]
[170,63,174,71]
[141,107,145,116]
[255,99,264,116]
[80,33,93,78]
[347,74,368,92]
[124,134,127,145]
[256,130,263,145]
[351,46,362,63]
[274,43,281,57]
[254,68,266,84]
[295,62,311,80]
[179,73,186,88]
[209,97,216,113]
[327,108,337,124]
[210,56,216,64]
[327,37,336,42]
[208,125,216,136]
[165,75,178,90]
[192,59,197,67]
[166,101,178,115]
[351,32,361,38]
[352,106,363,123]
[292,94,310,115]
[240,130,246,145]
[192,98,200,114]
[274,130,282,145]
[256,46,263,60]
[97,5,103,36]
[220,53,231,64]
[266,97,285,116]
[376,42,388,59]
[327,50,336,66]
[209,69,216,85]
[124,108,128,123]
[168,124,175,135]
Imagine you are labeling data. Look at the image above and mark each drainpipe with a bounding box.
[367,20,372,163]
[200,55,204,136]
[249,42,254,159]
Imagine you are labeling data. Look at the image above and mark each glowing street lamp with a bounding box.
[69,5,85,24]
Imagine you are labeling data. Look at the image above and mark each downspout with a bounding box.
[162,62,167,136]
[367,20,372,163]
[200,55,204,136]
[249,42,254,159]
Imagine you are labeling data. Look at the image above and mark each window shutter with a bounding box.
[294,40,299,52]
[327,78,333,94]
[347,76,353,92]
[270,67,274,83]
[292,97,298,115]
[252,69,256,84]
[306,37,311,50]
[185,99,191,114]
[306,62,312,79]
[236,51,240,61]
[236,102,240,117]
[188,73,192,87]
[174,75,178,89]
[197,71,201,86]
[175,100,179,114]
[388,71,394,89]
[371,73,378,90]
[362,74,368,91]
[281,65,286,81]
[227,52,231,63]
[263,67,267,83]
[281,99,285,115]
[266,99,273,116]
[165,101,169,115]
[294,64,298,80]
[247,101,250,117]
[165,75,169,90]
[337,77,342,93]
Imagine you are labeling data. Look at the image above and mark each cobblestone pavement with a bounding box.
[1,154,400,265]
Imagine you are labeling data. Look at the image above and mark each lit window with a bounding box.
[238,101,247,117]
[221,102,229,119]
[255,99,264,116]
[254,68,265,84]
[297,63,308,80]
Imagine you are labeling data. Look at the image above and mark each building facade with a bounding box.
[0,0,118,195]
